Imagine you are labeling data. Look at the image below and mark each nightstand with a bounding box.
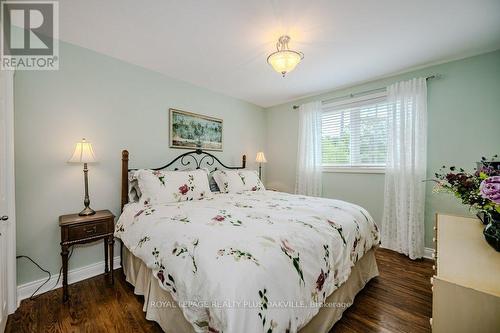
[59,209,115,302]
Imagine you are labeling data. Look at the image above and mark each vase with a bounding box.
[476,212,489,225]
[483,218,500,252]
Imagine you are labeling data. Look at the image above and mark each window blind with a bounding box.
[322,96,389,167]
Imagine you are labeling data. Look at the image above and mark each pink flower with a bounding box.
[316,269,326,291]
[157,270,165,283]
[212,215,225,222]
[179,184,189,195]
[327,219,339,228]
[281,239,294,253]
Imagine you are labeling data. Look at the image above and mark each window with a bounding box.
[321,93,389,171]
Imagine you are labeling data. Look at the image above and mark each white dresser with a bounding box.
[431,214,500,332]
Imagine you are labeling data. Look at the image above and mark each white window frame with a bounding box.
[321,91,388,174]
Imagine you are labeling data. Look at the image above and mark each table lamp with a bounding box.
[68,138,97,216]
[255,152,267,179]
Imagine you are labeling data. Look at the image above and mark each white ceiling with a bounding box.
[59,0,500,107]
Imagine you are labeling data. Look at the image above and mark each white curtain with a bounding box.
[381,78,427,259]
[295,101,322,196]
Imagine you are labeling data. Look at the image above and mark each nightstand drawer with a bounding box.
[67,222,108,240]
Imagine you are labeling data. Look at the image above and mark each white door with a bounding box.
[0,70,16,332]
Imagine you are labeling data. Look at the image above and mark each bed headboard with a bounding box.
[121,149,246,211]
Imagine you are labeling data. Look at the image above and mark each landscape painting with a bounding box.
[169,108,223,151]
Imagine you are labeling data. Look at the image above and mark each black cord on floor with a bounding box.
[16,247,74,300]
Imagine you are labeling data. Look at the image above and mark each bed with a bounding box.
[115,149,380,333]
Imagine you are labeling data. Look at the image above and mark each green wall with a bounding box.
[265,50,500,248]
[14,41,266,285]
[14,42,500,286]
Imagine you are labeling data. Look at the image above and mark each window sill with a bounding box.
[322,166,385,174]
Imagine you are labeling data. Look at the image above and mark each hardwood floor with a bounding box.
[6,248,433,333]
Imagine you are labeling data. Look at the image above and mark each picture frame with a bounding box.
[169,108,223,151]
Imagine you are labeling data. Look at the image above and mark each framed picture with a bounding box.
[169,108,223,151]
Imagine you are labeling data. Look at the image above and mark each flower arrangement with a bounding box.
[432,156,500,219]
[431,155,500,251]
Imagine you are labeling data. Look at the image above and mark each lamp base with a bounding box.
[78,206,96,216]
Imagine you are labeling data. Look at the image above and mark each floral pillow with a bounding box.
[213,170,265,193]
[136,169,212,204]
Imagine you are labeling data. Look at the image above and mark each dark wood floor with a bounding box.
[6,248,433,333]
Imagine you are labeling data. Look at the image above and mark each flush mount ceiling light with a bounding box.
[267,35,304,77]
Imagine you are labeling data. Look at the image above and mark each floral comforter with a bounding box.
[115,190,380,333]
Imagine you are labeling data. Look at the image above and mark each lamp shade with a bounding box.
[267,35,304,77]
[68,138,97,163]
[255,152,267,163]
[267,50,302,76]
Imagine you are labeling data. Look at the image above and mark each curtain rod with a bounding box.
[292,74,440,109]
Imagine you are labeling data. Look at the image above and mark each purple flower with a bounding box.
[480,176,500,204]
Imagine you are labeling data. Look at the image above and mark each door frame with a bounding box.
[2,70,17,314]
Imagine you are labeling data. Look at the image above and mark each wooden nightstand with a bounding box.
[59,209,115,302]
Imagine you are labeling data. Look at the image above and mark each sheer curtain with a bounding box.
[381,78,427,259]
[295,101,322,196]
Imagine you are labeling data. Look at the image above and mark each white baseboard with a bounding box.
[17,256,121,306]
[424,247,434,260]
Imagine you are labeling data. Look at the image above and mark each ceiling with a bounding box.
[59,0,500,107]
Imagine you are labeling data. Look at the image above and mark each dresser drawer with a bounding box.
[67,221,109,241]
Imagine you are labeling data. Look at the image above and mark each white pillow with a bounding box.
[136,169,212,204]
[128,171,142,202]
[213,170,265,193]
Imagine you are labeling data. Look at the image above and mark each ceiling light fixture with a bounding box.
[267,35,303,77]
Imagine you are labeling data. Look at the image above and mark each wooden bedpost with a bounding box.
[121,150,129,212]
[242,154,246,168]
[120,150,129,268]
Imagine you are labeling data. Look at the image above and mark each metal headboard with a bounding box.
[121,149,246,211]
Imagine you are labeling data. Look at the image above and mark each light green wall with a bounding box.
[14,42,500,285]
[14,41,266,285]
[265,50,500,248]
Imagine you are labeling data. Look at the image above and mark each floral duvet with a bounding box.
[115,190,380,333]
